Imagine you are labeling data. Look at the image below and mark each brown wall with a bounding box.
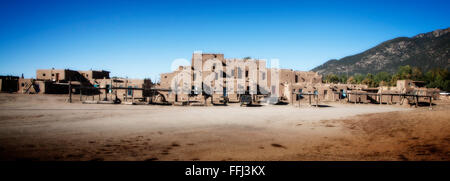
[0,76,19,92]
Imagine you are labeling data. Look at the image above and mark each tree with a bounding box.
[325,74,340,83]
[397,65,413,79]
[379,80,388,86]
[411,67,423,81]
[374,72,392,86]
[362,73,376,87]
[338,75,348,84]
[347,76,357,84]
[424,68,450,91]
[353,74,365,84]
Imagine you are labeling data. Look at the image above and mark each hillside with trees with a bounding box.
[323,65,450,91]
[312,28,449,76]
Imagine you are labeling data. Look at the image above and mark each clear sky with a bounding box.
[0,0,449,80]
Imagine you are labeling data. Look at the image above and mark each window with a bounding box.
[295,75,298,83]
[43,73,46,76]
[21,83,25,87]
[193,73,196,80]
[52,74,54,76]
[238,68,242,78]
[215,72,218,80]
[245,70,249,78]
[262,72,266,80]
[106,84,111,93]
[231,69,235,76]
[192,86,197,94]
[127,86,132,96]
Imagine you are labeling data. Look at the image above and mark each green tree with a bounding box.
[425,68,450,91]
[411,67,423,81]
[324,74,340,83]
[397,65,413,79]
[353,74,365,84]
[338,74,348,84]
[362,73,376,87]
[374,72,392,86]
[390,65,413,86]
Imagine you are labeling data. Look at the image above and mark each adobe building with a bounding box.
[376,80,440,105]
[0,76,19,93]
[91,77,153,103]
[156,52,324,105]
[18,78,41,94]
[3,52,441,107]
[16,68,154,103]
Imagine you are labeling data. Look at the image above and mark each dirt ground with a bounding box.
[0,93,448,161]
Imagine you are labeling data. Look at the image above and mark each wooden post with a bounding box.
[132,89,134,103]
[429,96,432,109]
[68,80,72,103]
[399,95,403,105]
[380,93,382,105]
[124,79,128,102]
[347,92,349,102]
[309,94,311,106]
[315,94,318,107]
[354,92,357,104]
[298,94,300,107]
[104,86,107,101]
[110,79,113,101]
[415,95,419,108]
[115,85,118,102]
[80,88,83,101]
[291,93,294,106]
[211,94,213,105]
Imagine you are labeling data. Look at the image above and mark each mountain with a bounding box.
[311,28,450,75]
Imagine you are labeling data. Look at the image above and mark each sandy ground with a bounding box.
[0,93,448,161]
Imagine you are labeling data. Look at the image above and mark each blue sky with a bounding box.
[0,0,449,80]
